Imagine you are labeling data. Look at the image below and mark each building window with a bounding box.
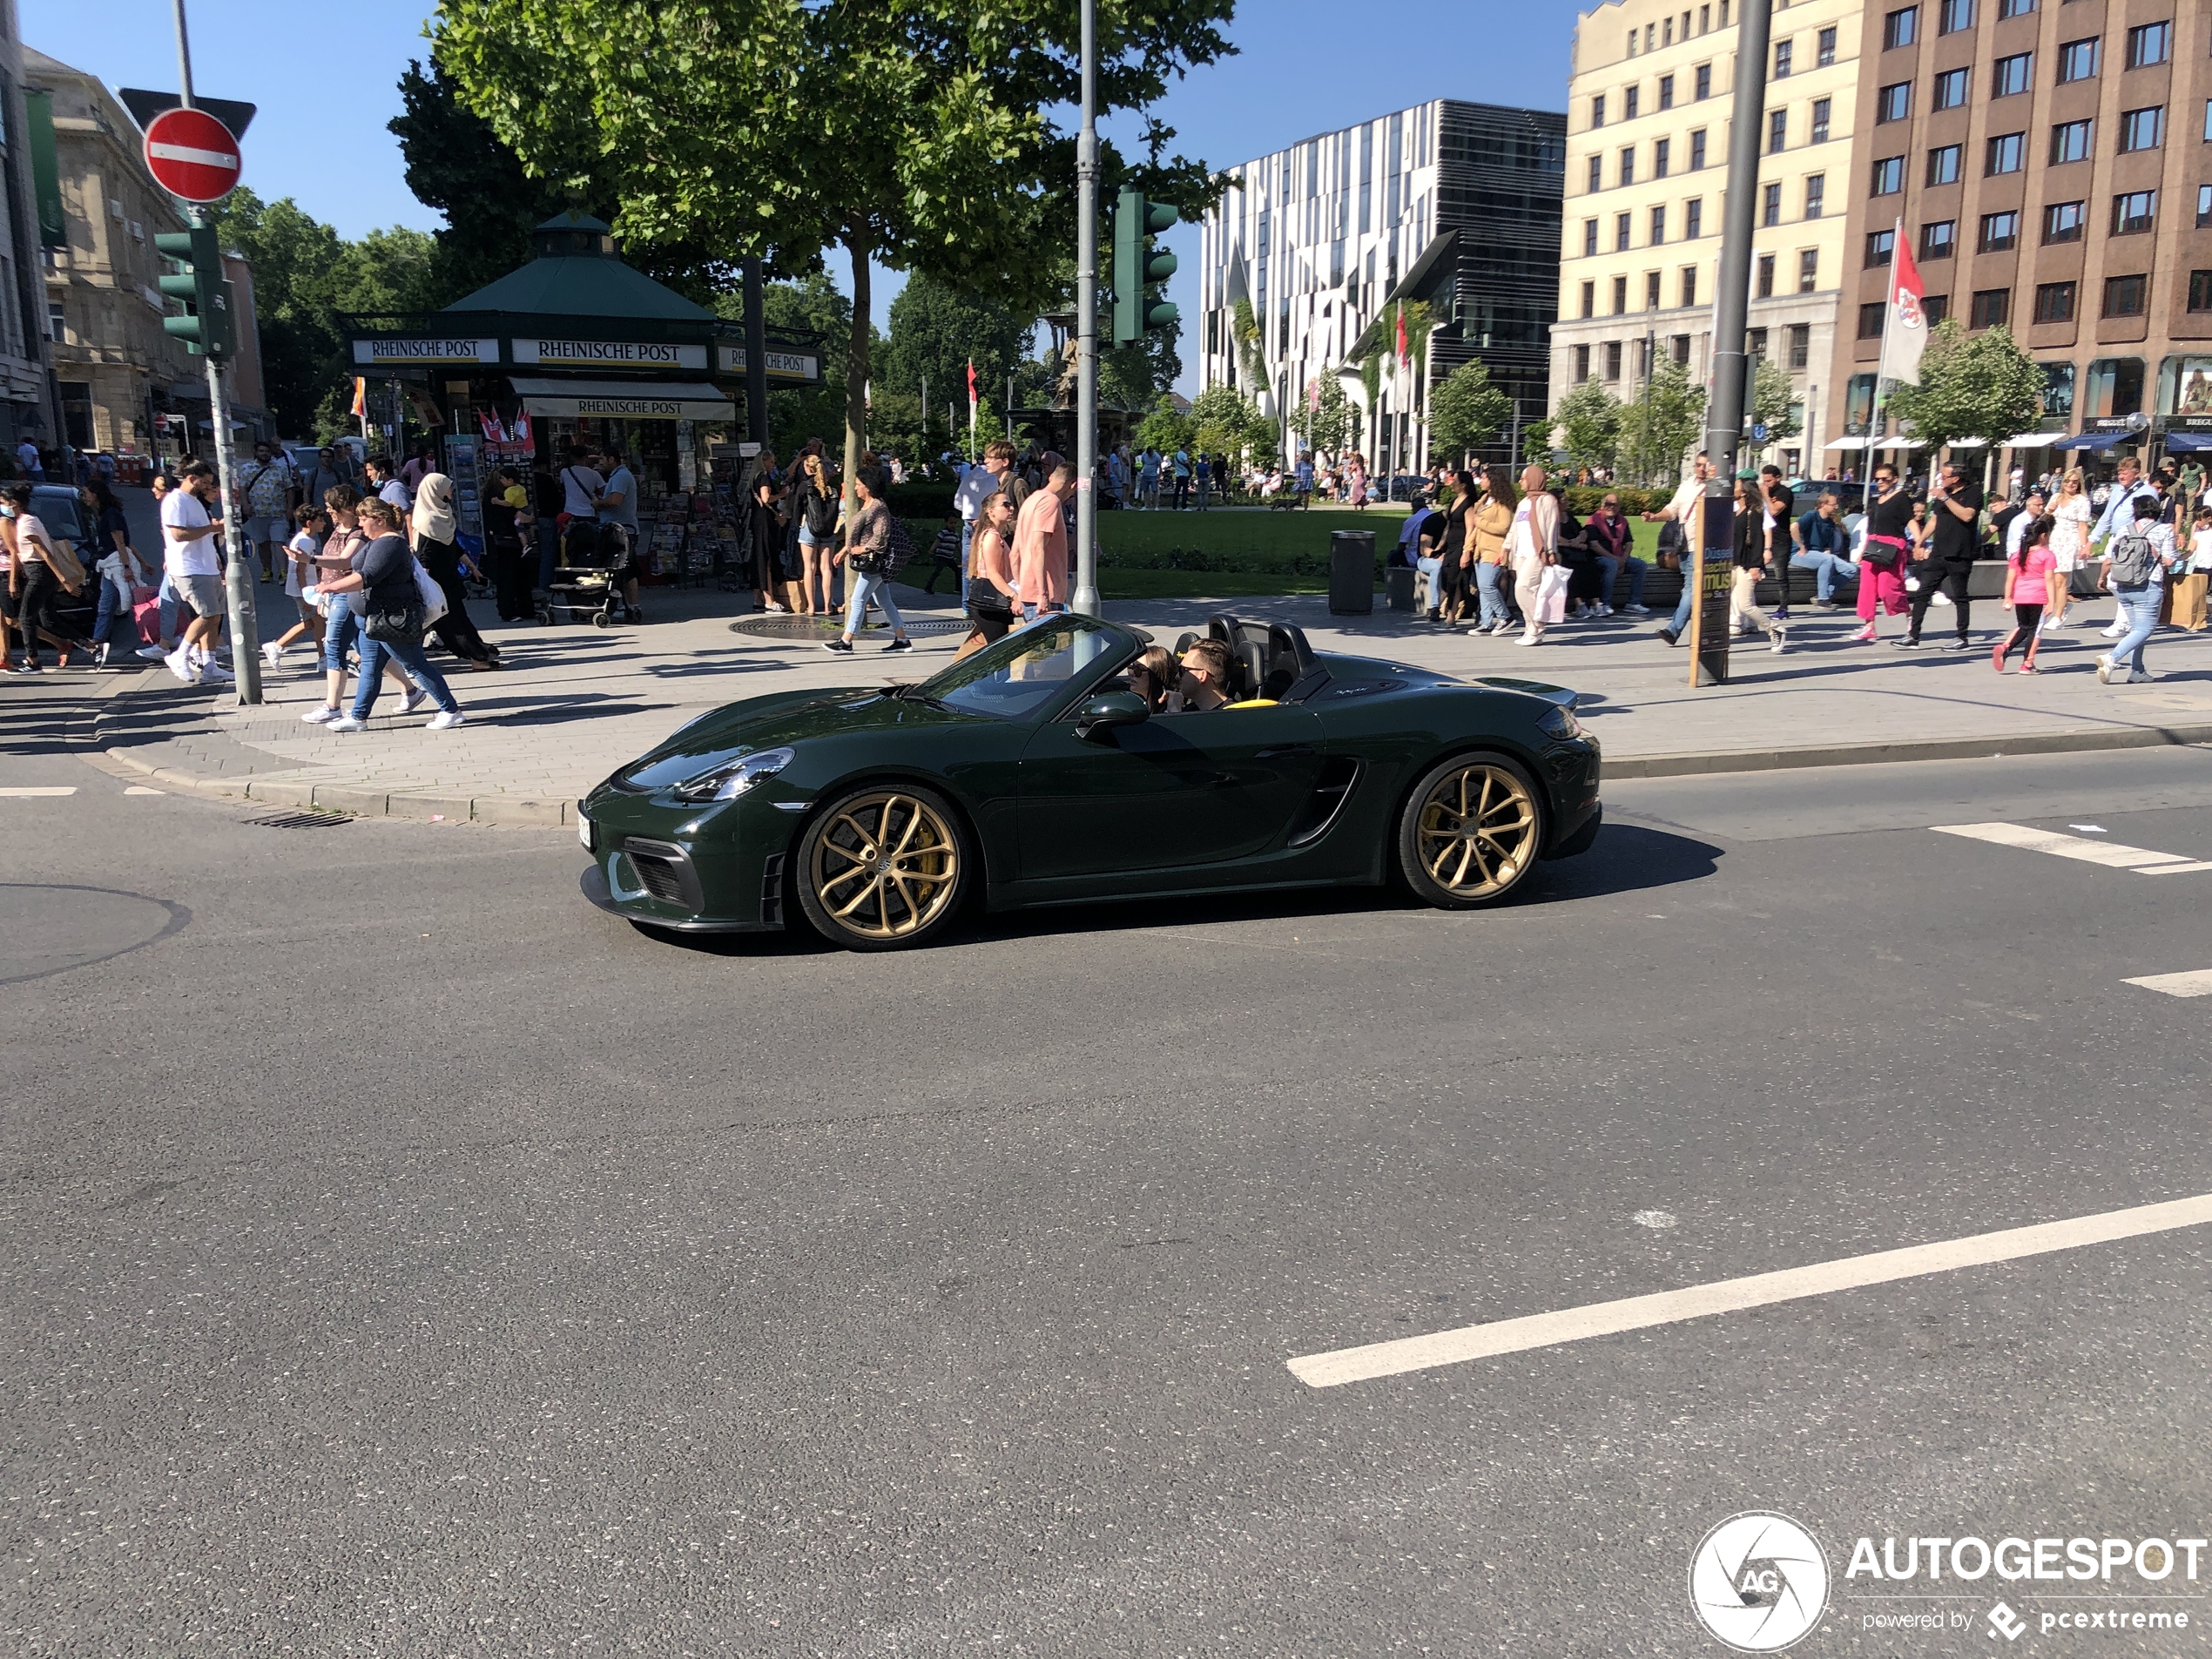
[1588,154,1604,192]
[1986,132,2026,174]
[1867,227,1898,266]
[1644,271,1661,309]
[1581,279,1596,317]
[2033,281,2076,323]
[1927,144,1963,185]
[1757,253,1776,298]
[1979,209,2021,251]
[1763,182,1783,226]
[1575,344,1592,382]
[1859,301,1889,339]
[2043,199,2086,243]
[2125,21,2172,69]
[1682,266,1698,307]
[1925,294,1952,327]
[1872,155,1906,194]
[2199,185,2212,229]
[1652,204,1668,244]
[1696,64,1713,100]
[1773,39,1792,78]
[2084,357,2144,416]
[1659,74,1676,111]
[1878,83,1913,123]
[1811,98,1832,144]
[1686,198,1704,238]
[1617,212,1633,251]
[1614,274,1629,313]
[1805,174,1826,218]
[1993,52,2033,97]
[2190,272,2212,313]
[1658,138,1676,179]
[2112,190,2157,234]
[2050,119,2094,164]
[1971,288,2012,328]
[1997,0,2034,15]
[1798,249,1819,293]
[1885,7,1919,51]
[1922,219,1959,260]
[1690,129,1708,169]
[1939,0,1973,33]
[2103,274,2148,317]
[1584,219,1600,257]
[1606,340,1624,379]
[1747,327,1769,361]
[1770,109,1789,152]
[1788,323,1811,367]
[1621,145,1637,185]
[1672,333,1691,366]
[2056,37,2099,84]
[1591,95,1606,129]
[2120,108,2164,152]
[2204,100,2212,144]
[1625,85,1641,120]
[47,302,68,344]
[1932,69,1969,111]
[1818,26,1838,65]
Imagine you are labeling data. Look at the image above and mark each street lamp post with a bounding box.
[1703,0,1773,482]
[1070,0,1102,617]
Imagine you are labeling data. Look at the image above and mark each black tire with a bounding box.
[1395,751,1546,909]
[591,612,612,629]
[793,782,974,951]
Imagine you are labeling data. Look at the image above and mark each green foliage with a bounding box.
[1885,320,2044,451]
[1615,358,1708,487]
[1561,486,1664,515]
[1751,355,1802,442]
[1553,380,1624,474]
[1189,382,1273,467]
[1230,296,1264,390]
[875,273,1032,419]
[1134,396,1192,454]
[1427,359,1513,462]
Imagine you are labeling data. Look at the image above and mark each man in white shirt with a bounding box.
[953,438,1015,603]
[557,448,604,520]
[1643,450,1716,645]
[161,464,233,684]
[14,438,41,481]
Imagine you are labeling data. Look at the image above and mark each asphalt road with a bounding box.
[4,671,2210,1656]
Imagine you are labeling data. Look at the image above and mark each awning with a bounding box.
[505,375,734,421]
[2161,430,2212,453]
[1823,436,1868,451]
[2005,431,2060,448]
[1946,436,1988,448]
[2050,434,2105,450]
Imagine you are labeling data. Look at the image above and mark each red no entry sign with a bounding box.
[143,106,240,204]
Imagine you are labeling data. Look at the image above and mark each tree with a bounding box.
[1750,356,1802,443]
[1885,320,2043,455]
[876,273,1033,425]
[1294,376,1349,459]
[1427,359,1512,463]
[1615,358,1708,486]
[1553,380,1623,475]
[1134,396,1192,455]
[1188,383,1271,468]
[435,0,1232,509]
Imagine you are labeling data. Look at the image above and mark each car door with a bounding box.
[1016,704,1327,880]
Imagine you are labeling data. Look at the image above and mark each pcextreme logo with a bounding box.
[1689,1512,1831,1652]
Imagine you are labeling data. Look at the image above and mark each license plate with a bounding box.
[577,811,592,851]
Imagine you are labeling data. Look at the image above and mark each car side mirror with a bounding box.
[1075,689,1150,740]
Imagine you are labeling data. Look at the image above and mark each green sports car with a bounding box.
[578,613,1602,950]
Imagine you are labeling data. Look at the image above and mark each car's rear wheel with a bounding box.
[794,783,972,950]
[1397,752,1544,908]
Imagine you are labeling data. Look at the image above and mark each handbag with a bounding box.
[412,557,449,627]
[1862,535,1904,572]
[131,584,162,644]
[1535,563,1572,625]
[365,600,425,645]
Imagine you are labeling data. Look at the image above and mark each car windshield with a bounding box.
[31,489,84,540]
[914,616,1129,720]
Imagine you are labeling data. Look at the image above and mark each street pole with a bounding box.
[741,255,769,448]
[172,0,261,704]
[1703,0,1771,482]
[1070,0,1102,617]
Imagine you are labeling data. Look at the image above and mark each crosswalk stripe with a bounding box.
[0,786,77,797]
[1932,821,2209,873]
[123,786,165,796]
[2125,969,2212,998]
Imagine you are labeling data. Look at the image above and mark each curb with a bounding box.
[1606,719,2212,779]
[96,739,575,827]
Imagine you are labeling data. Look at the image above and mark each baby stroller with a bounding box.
[536,519,638,630]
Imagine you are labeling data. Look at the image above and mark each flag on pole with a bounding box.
[965,359,978,409]
[1879,233,1931,388]
[350,377,368,418]
[1395,303,1409,368]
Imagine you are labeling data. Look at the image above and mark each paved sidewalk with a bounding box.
[64,578,2212,823]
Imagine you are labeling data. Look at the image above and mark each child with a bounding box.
[262,503,329,671]
[918,509,963,595]
[1993,511,2062,673]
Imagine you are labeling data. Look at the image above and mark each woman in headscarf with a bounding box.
[411,472,502,670]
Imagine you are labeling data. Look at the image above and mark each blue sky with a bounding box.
[24,1,1572,389]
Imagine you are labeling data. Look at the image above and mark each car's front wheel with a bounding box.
[794,782,973,950]
[1396,752,1545,908]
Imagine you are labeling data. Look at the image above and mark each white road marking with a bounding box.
[1286,1190,2212,1389]
[2125,969,2212,999]
[1932,821,2212,874]
[123,786,165,796]
[0,786,76,797]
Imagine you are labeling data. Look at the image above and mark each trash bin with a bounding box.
[1329,529,1376,615]
[1385,565,1417,611]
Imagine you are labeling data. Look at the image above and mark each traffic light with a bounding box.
[1111,187,1179,346]
[154,224,234,357]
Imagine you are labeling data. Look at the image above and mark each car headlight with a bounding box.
[671,746,794,802]
[1537,704,1584,741]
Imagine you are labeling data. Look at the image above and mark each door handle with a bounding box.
[1256,744,1316,759]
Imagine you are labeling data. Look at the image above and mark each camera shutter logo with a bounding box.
[1689,1512,1831,1652]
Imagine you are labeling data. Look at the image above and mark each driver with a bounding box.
[1176,638,1236,710]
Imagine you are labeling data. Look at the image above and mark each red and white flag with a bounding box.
[1395,303,1409,367]
[965,359,977,410]
[1880,227,1930,387]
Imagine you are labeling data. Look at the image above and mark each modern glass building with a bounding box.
[1197,99,1565,474]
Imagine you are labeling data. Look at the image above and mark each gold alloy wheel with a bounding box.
[809,791,962,940]
[1415,761,1539,898]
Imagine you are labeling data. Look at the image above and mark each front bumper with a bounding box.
[1540,734,1602,860]
[577,787,797,933]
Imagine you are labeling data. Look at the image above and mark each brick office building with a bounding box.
[1831,0,2212,471]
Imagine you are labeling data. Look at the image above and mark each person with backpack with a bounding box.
[2095,493,2178,684]
[821,469,912,656]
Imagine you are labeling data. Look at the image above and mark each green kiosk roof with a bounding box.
[442,212,714,322]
